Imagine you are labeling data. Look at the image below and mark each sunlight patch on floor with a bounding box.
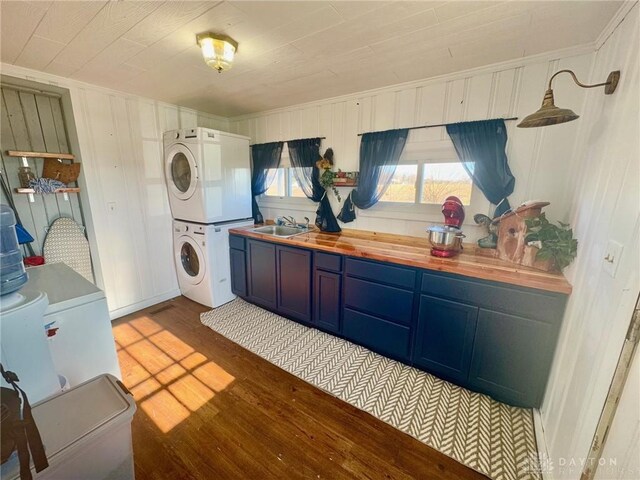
[113,314,235,433]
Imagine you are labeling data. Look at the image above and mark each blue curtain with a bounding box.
[250,142,283,223]
[288,138,341,233]
[338,128,409,223]
[446,119,515,218]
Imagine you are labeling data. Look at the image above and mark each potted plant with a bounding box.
[524,213,578,271]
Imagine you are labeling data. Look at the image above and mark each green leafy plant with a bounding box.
[524,213,578,271]
[316,156,341,202]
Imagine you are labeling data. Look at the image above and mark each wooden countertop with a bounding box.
[230,225,572,295]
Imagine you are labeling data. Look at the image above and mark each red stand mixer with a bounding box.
[426,196,466,257]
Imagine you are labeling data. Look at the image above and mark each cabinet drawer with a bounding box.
[420,271,566,323]
[343,308,411,361]
[346,258,415,289]
[344,277,414,326]
[315,252,342,272]
[229,235,246,251]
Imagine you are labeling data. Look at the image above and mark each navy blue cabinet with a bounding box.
[413,295,478,384]
[229,248,247,297]
[276,245,312,323]
[228,236,568,408]
[469,309,554,407]
[246,239,277,310]
[314,270,341,333]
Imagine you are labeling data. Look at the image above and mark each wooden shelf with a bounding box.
[7,150,75,160]
[15,188,80,194]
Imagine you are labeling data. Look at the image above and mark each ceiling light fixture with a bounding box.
[196,32,238,73]
[517,69,620,128]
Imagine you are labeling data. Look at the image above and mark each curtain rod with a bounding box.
[356,117,518,136]
[251,136,326,147]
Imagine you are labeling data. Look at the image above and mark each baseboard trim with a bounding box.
[533,408,555,480]
[109,290,181,321]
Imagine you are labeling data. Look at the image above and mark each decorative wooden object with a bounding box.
[42,158,81,183]
[333,171,358,187]
[495,202,551,268]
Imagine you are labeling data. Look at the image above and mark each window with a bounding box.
[264,168,307,198]
[380,161,473,205]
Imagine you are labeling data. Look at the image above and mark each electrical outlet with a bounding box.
[603,239,623,278]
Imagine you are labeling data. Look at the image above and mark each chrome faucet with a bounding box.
[280,216,297,227]
[277,215,310,230]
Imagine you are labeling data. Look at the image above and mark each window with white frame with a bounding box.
[264,168,306,198]
[263,148,309,199]
[379,160,474,205]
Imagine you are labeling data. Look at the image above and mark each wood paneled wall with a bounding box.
[1,62,229,318]
[540,6,640,473]
[73,89,228,318]
[0,85,84,254]
[228,50,594,240]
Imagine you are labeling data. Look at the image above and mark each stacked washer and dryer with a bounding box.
[163,128,253,308]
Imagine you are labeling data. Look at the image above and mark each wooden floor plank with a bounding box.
[113,296,488,480]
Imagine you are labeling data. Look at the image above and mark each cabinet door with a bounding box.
[276,245,312,323]
[314,270,341,333]
[229,248,247,297]
[413,295,478,383]
[247,240,277,309]
[469,309,553,407]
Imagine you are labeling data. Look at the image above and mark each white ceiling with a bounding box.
[0,1,623,117]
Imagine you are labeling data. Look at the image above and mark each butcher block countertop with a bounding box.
[229,226,572,295]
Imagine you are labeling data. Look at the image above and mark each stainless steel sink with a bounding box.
[252,225,310,237]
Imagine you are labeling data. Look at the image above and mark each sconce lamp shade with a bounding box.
[517,70,620,128]
[517,89,579,128]
[196,33,238,72]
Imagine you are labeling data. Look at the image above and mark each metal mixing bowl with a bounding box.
[426,225,465,251]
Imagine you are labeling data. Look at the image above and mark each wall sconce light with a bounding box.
[517,70,620,128]
[196,32,238,73]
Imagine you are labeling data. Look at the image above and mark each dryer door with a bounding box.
[175,235,206,285]
[165,143,198,200]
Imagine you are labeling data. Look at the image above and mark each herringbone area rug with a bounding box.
[201,299,541,480]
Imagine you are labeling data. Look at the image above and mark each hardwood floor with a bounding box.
[113,296,487,480]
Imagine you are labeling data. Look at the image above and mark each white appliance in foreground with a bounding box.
[24,263,120,387]
[173,218,253,308]
[0,291,60,403]
[1,374,136,480]
[163,127,252,224]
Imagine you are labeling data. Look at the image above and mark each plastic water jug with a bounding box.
[0,204,28,295]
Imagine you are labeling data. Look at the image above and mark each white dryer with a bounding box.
[173,218,253,308]
[163,127,252,224]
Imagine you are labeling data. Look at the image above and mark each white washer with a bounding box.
[173,218,253,308]
[163,127,252,224]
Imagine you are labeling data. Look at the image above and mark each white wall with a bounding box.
[0,63,229,318]
[228,46,595,241]
[539,4,640,478]
[595,347,639,480]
